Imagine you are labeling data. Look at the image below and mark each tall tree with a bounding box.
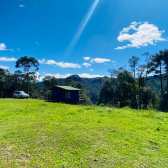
[0,68,6,97]
[15,56,39,94]
[142,52,152,79]
[108,69,118,79]
[117,70,137,107]
[128,56,140,78]
[42,75,58,89]
[162,49,168,92]
[137,65,146,109]
[42,75,58,100]
[151,52,164,98]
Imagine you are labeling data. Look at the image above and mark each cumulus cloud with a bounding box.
[0,43,13,51]
[0,57,17,61]
[0,65,9,69]
[17,48,20,51]
[19,5,25,7]
[38,59,46,64]
[44,60,81,68]
[115,22,167,50]
[83,57,91,61]
[90,69,94,71]
[82,62,91,68]
[36,42,39,44]
[39,73,105,81]
[79,73,105,78]
[90,58,111,63]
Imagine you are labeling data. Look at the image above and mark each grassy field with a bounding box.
[0,99,168,167]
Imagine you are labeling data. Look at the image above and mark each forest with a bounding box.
[0,49,168,111]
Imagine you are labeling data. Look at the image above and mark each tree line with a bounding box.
[1,51,168,111]
[98,49,168,112]
[0,56,92,104]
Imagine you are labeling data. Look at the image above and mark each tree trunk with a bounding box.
[45,86,46,100]
[139,77,141,109]
[167,70,168,93]
[27,72,29,94]
[160,64,163,98]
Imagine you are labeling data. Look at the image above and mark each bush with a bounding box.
[159,94,168,112]
[99,103,105,107]
[45,90,52,102]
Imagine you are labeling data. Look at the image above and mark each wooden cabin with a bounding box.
[48,85,82,103]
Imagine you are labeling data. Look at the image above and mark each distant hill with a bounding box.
[37,74,167,104]
[146,75,167,96]
[37,75,108,104]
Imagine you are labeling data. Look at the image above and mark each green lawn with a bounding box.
[0,99,168,167]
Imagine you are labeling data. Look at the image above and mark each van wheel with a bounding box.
[14,96,16,99]
[20,96,23,99]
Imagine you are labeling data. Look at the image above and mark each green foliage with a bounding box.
[15,56,39,72]
[99,70,138,108]
[42,75,58,89]
[159,94,168,112]
[45,90,52,102]
[0,99,168,167]
[0,68,43,99]
[128,56,140,77]
[99,103,105,107]
[15,56,39,94]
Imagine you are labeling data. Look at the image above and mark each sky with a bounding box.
[0,0,168,79]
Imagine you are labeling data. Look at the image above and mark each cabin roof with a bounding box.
[48,85,82,91]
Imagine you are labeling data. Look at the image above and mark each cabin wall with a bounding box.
[52,88,66,102]
[65,90,79,102]
[52,88,79,102]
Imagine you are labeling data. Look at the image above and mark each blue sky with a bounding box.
[0,0,168,79]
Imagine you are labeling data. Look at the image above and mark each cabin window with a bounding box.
[68,92,70,99]
[66,92,70,99]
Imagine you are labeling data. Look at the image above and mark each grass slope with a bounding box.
[0,99,168,167]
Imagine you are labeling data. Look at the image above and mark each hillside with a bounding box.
[37,75,166,104]
[0,99,168,167]
[146,75,167,96]
[37,75,107,104]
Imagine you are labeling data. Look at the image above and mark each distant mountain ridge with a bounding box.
[37,75,108,104]
[37,74,166,104]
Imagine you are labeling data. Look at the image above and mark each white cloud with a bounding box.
[36,42,39,44]
[83,57,91,61]
[38,59,46,64]
[19,5,25,7]
[43,73,72,79]
[0,43,13,51]
[56,62,81,68]
[0,57,17,61]
[90,69,94,71]
[82,62,91,68]
[90,58,111,63]
[17,48,20,51]
[45,60,56,65]
[0,65,9,69]
[45,60,81,68]
[79,73,104,78]
[39,73,105,81]
[115,22,167,50]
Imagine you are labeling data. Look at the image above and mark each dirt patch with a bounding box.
[16,157,29,163]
